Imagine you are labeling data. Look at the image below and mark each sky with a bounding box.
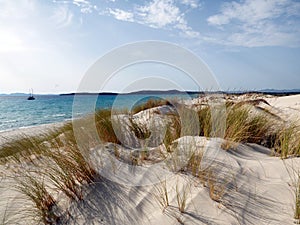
[0,0,300,94]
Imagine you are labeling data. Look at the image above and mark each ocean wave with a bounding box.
[52,113,66,117]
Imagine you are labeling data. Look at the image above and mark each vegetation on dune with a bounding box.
[1,96,300,224]
[274,124,300,159]
[0,119,100,224]
[153,179,169,211]
[131,98,173,114]
[14,174,60,225]
[95,109,120,144]
[176,181,190,213]
[197,104,273,149]
[295,175,300,222]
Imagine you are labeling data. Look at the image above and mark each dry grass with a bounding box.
[207,171,226,203]
[153,179,169,211]
[95,109,120,144]
[186,150,203,177]
[295,175,300,222]
[197,104,274,150]
[14,174,60,224]
[176,181,190,213]
[2,96,300,223]
[222,106,272,149]
[163,116,181,152]
[128,117,151,141]
[0,120,100,224]
[131,98,172,114]
[274,124,300,159]
[0,135,49,164]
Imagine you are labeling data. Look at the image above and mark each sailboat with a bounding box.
[27,88,35,100]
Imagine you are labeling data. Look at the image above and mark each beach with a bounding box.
[0,93,300,224]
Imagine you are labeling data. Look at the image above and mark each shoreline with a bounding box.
[1,93,300,145]
[0,93,300,224]
[0,121,66,146]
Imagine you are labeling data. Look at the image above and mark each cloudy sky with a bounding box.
[0,0,300,93]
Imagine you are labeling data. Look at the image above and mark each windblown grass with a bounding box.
[0,120,100,223]
[95,109,120,144]
[153,179,169,211]
[14,174,60,224]
[274,124,300,159]
[197,104,273,149]
[131,98,172,114]
[295,175,300,222]
[176,181,190,213]
[163,115,181,152]
[0,135,49,164]
[128,117,151,141]
[2,95,300,223]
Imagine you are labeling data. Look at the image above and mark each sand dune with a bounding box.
[0,94,300,224]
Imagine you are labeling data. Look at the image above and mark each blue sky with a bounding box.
[0,0,300,93]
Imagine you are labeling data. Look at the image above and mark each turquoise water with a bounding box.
[0,94,197,131]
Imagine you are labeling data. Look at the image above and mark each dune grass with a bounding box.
[0,119,101,223]
[128,117,151,141]
[14,174,60,224]
[153,179,169,211]
[0,135,49,164]
[163,115,181,152]
[176,181,190,213]
[295,175,300,222]
[131,98,172,114]
[95,109,120,144]
[1,96,300,223]
[197,104,273,150]
[274,124,300,159]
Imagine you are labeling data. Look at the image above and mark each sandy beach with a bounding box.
[0,93,300,225]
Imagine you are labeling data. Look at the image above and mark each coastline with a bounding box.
[0,93,300,224]
[1,93,300,145]
[0,121,66,146]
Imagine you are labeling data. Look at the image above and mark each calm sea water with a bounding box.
[0,94,197,131]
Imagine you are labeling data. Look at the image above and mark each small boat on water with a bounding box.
[27,89,35,100]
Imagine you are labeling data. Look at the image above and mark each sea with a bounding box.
[0,93,198,132]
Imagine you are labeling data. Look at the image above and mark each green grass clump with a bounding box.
[15,174,60,224]
[128,117,151,141]
[197,106,212,137]
[153,179,169,211]
[0,121,100,223]
[274,124,300,159]
[131,98,172,114]
[176,181,190,213]
[0,135,49,164]
[95,109,120,144]
[197,104,272,150]
[295,176,300,222]
[223,106,271,149]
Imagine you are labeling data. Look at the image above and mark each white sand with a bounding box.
[267,94,300,122]
[1,94,300,224]
[0,122,65,146]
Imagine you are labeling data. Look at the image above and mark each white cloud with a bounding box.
[136,0,199,37]
[180,0,200,9]
[51,5,74,27]
[207,0,300,47]
[207,0,297,26]
[73,0,94,14]
[108,8,134,22]
[105,0,199,38]
[137,0,181,28]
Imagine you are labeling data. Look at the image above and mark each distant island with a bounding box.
[59,89,300,96]
[1,89,300,97]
